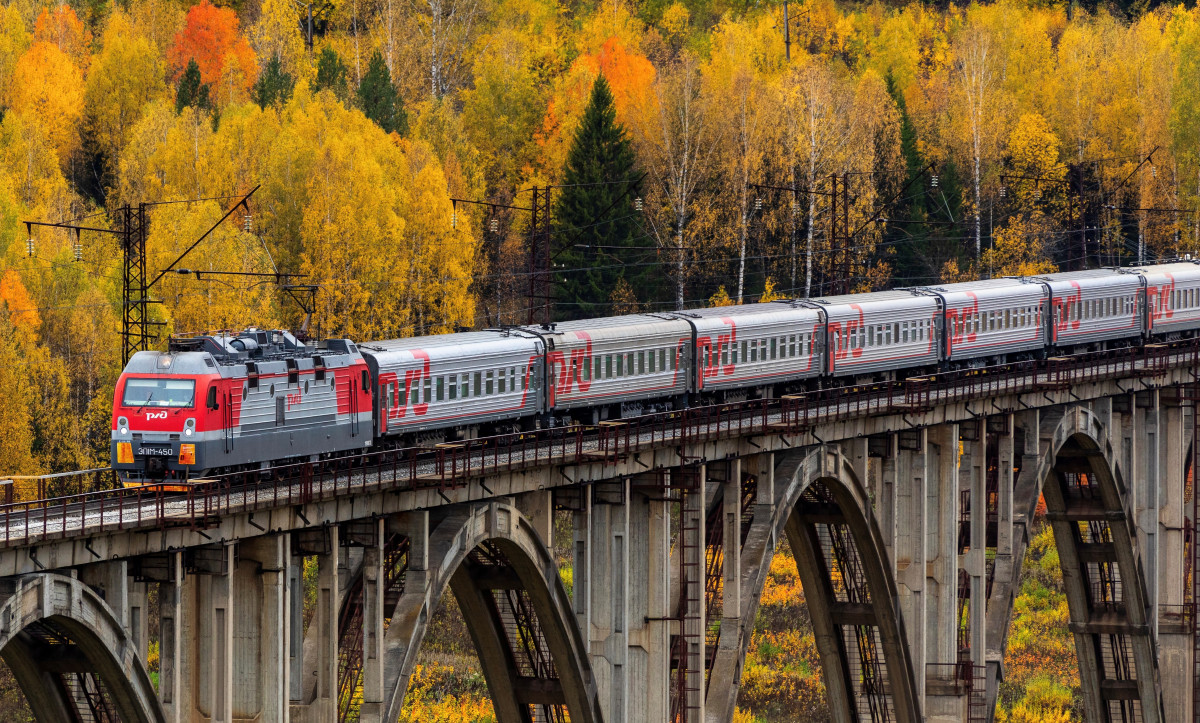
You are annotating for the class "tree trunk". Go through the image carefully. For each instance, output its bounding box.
[973,129,982,260]
[353,0,361,84]
[737,205,747,304]
[805,188,815,299]
[675,222,685,310]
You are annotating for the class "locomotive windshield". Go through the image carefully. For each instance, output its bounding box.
[122,378,196,408]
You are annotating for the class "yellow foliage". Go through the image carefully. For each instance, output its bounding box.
[0,4,30,108]
[758,278,784,302]
[708,285,734,307]
[661,2,690,43]
[399,662,495,722]
[9,41,84,166]
[85,10,168,162]
[981,217,1058,278]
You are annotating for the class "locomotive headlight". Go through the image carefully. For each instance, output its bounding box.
[184,428,193,436]
[118,417,129,436]
[184,418,195,436]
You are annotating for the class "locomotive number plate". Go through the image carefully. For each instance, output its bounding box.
[139,444,174,456]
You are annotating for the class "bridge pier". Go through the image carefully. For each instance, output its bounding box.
[585,478,630,721]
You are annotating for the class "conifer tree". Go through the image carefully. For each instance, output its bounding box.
[554,74,641,320]
[252,55,294,108]
[356,51,407,135]
[314,46,348,100]
[175,58,210,113]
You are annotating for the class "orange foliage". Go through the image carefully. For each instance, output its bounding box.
[580,37,656,123]
[33,5,91,69]
[0,270,41,339]
[536,36,654,177]
[167,0,257,90]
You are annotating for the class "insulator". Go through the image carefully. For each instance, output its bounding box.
[451,211,457,229]
[1035,189,1042,200]
[489,218,499,233]
[25,238,34,257]
[634,197,643,212]
[999,186,1007,198]
[243,214,252,232]
[1151,165,1157,178]
[754,197,763,212]
[931,175,939,188]
[791,200,799,216]
[73,241,82,262]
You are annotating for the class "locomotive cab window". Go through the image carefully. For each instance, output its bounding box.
[123,378,196,408]
[206,385,218,410]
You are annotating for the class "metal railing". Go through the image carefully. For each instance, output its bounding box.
[0,339,1193,552]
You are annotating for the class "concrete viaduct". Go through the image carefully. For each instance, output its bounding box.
[0,343,1197,722]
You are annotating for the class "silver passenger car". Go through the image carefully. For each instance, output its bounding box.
[683,302,823,392]
[811,290,940,376]
[360,330,544,436]
[529,315,693,414]
[1034,269,1143,347]
[1138,262,1200,335]
[923,278,1047,362]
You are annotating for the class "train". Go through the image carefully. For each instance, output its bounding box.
[111,261,1200,484]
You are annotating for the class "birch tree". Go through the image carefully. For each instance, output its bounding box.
[637,53,715,310]
[952,20,998,261]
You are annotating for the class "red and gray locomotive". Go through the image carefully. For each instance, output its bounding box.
[112,262,1200,484]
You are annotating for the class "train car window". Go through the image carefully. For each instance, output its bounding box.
[770,338,777,359]
[436,377,444,401]
[638,351,645,374]
[485,370,494,395]
[449,377,457,400]
[741,340,748,363]
[474,372,482,397]
[901,323,908,343]
[410,382,418,405]
[423,378,432,402]
[501,369,509,393]
[660,348,666,370]
[615,354,623,377]
[751,340,758,362]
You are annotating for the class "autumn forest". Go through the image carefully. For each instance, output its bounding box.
[0,0,1196,716]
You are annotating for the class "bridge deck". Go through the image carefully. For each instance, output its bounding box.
[0,342,1185,551]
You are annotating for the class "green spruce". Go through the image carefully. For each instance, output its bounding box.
[356,51,407,135]
[554,74,642,320]
[175,59,211,114]
[314,47,349,100]
[253,56,295,109]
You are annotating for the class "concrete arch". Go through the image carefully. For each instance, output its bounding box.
[0,572,164,723]
[379,501,601,723]
[988,406,1165,723]
[708,445,921,723]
